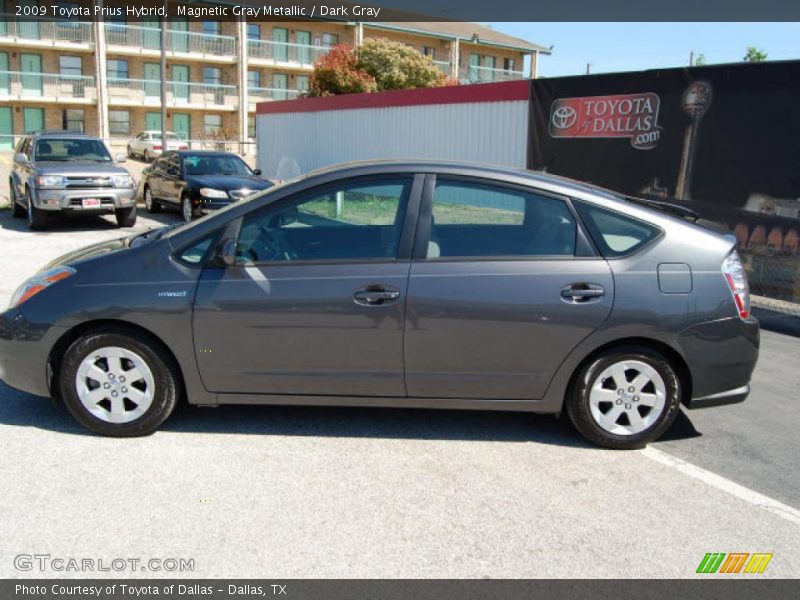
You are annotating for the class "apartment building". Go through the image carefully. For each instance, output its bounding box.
[0,2,550,151]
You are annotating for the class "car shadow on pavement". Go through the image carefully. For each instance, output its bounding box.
[0,381,701,448]
[0,208,178,233]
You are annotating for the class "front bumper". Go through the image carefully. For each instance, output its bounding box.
[0,308,58,398]
[32,187,136,212]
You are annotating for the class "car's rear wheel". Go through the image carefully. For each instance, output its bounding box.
[9,179,25,218]
[566,346,682,449]
[116,204,137,227]
[26,187,48,231]
[144,149,153,163]
[144,186,160,213]
[60,329,179,437]
[127,145,133,159]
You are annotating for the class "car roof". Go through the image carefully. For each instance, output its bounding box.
[142,130,177,134]
[29,130,97,140]
[306,159,621,201]
[173,150,241,156]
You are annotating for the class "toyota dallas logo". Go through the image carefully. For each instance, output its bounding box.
[551,105,578,129]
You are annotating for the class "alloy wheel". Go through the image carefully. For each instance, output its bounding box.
[588,360,666,436]
[75,346,155,424]
[145,187,152,211]
[182,197,192,222]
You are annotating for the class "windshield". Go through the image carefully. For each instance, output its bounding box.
[183,154,252,177]
[35,138,112,162]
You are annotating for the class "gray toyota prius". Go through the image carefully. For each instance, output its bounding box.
[0,161,759,448]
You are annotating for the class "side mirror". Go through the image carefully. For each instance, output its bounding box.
[167,167,179,176]
[253,169,262,176]
[14,152,28,163]
[216,237,237,267]
[114,153,127,163]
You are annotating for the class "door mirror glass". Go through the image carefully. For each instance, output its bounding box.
[253,168,262,176]
[14,152,28,163]
[236,177,412,264]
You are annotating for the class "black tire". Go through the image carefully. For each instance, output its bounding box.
[144,149,152,163]
[144,185,160,213]
[59,329,180,437]
[25,187,48,231]
[566,346,682,450]
[127,145,133,159]
[180,194,196,223]
[10,179,25,218]
[116,204,137,227]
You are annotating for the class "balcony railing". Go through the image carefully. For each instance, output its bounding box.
[0,13,92,44]
[107,77,238,108]
[105,24,236,57]
[248,86,302,103]
[433,60,451,75]
[248,39,330,66]
[459,65,527,84]
[0,71,96,101]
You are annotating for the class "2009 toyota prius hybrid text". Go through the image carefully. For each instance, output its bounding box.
[0,162,759,449]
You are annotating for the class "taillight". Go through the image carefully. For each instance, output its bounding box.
[153,145,162,150]
[722,250,750,319]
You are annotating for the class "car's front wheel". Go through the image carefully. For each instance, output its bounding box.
[26,187,49,231]
[181,194,195,223]
[60,329,179,436]
[116,204,137,227]
[144,186,160,213]
[9,179,25,218]
[566,346,682,449]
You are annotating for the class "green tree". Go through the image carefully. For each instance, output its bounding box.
[694,53,707,66]
[356,38,448,91]
[308,45,377,97]
[309,38,448,97]
[743,47,767,62]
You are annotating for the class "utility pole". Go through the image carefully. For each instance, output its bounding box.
[689,51,694,66]
[585,63,592,75]
[160,0,168,154]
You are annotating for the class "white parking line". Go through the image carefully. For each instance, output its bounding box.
[642,446,800,526]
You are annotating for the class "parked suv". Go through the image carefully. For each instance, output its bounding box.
[9,131,137,230]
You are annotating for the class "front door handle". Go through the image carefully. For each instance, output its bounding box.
[561,283,605,303]
[354,287,400,306]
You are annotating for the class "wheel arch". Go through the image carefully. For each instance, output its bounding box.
[566,337,692,408]
[541,334,693,415]
[48,319,186,403]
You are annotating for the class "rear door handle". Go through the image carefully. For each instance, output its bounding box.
[354,287,401,306]
[561,283,605,303]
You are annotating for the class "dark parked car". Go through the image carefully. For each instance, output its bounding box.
[0,161,759,448]
[138,150,272,222]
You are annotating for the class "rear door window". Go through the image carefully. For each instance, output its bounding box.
[574,201,662,257]
[425,179,577,258]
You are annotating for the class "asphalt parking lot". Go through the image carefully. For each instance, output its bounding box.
[0,179,799,578]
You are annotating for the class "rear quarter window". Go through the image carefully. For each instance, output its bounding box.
[574,200,662,257]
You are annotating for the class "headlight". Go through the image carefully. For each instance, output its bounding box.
[199,188,228,199]
[35,175,66,187]
[112,174,133,188]
[10,266,76,309]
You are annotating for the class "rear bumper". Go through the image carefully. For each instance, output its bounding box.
[678,316,760,407]
[685,384,750,409]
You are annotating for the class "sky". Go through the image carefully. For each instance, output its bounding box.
[487,22,800,77]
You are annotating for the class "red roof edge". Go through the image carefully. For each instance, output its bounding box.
[255,80,531,115]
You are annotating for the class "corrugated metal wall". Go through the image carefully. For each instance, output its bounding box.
[257,100,529,179]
